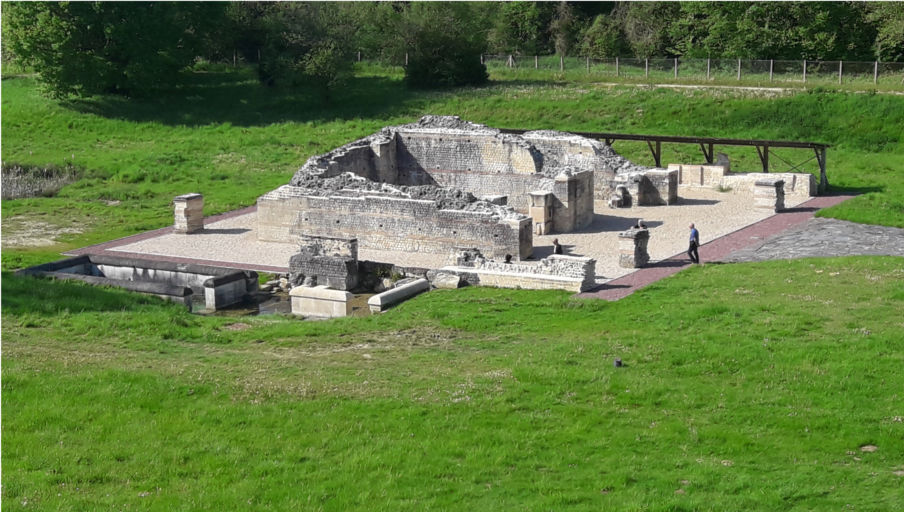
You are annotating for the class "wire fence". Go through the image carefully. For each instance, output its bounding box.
[478,55,904,88]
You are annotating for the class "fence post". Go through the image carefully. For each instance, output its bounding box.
[615,57,619,77]
[737,59,741,81]
[586,57,590,73]
[560,54,564,72]
[645,58,649,78]
[405,52,409,66]
[480,54,484,65]
[535,55,538,69]
[874,61,878,84]
[706,58,710,80]
[769,59,774,81]
[674,57,678,78]
[357,51,361,62]
[803,60,807,83]
[838,61,843,84]
[508,55,514,68]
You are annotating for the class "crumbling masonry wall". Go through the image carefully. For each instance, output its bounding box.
[258,186,532,259]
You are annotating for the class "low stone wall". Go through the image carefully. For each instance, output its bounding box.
[258,186,533,260]
[290,285,353,318]
[440,254,596,292]
[18,254,258,311]
[668,163,815,200]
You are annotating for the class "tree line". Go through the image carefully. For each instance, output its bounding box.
[3,2,903,98]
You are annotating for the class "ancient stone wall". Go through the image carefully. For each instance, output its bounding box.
[440,253,596,292]
[258,185,533,260]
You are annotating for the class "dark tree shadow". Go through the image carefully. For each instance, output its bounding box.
[62,71,430,127]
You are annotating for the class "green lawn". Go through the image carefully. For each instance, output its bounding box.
[3,256,904,510]
[3,66,904,510]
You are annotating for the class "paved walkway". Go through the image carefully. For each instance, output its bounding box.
[578,195,860,301]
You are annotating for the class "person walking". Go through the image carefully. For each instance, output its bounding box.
[688,223,700,264]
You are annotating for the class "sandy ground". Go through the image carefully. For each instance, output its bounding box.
[110,188,806,283]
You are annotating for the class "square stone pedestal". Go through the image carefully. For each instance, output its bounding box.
[754,179,785,212]
[173,193,204,234]
[618,228,650,268]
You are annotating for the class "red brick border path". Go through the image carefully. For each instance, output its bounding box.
[578,195,855,301]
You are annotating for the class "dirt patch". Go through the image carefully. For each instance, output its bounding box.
[1,216,84,248]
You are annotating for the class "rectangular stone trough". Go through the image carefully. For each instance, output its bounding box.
[17,254,258,311]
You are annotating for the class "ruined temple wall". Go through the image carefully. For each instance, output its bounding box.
[258,186,532,260]
[427,171,555,212]
[395,131,541,179]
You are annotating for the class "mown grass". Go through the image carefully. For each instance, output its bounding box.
[4,256,904,510]
[2,65,904,271]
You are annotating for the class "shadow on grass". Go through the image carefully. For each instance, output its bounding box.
[825,184,883,196]
[62,71,430,127]
[2,272,171,316]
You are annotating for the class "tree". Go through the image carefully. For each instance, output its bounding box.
[488,2,555,55]
[403,3,489,88]
[867,3,904,61]
[549,1,579,56]
[614,2,680,58]
[580,13,627,59]
[256,3,355,96]
[3,2,222,97]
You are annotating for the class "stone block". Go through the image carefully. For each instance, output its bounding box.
[173,193,203,234]
[290,285,353,318]
[754,179,785,212]
[430,272,461,289]
[618,228,650,268]
[368,278,430,313]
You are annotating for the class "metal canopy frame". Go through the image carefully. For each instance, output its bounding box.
[500,128,831,192]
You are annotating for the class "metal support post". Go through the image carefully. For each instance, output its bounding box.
[816,147,828,192]
[769,60,774,81]
[560,54,564,72]
[755,145,770,173]
[874,61,878,84]
[737,59,741,81]
[647,140,662,168]
[838,61,843,84]
[645,58,649,78]
[535,55,538,69]
[706,58,710,80]
[674,58,678,78]
[615,57,619,77]
[803,60,807,82]
[700,143,714,164]
[586,57,590,73]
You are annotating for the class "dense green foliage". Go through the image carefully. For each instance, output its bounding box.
[4,255,904,509]
[2,2,220,97]
[3,2,903,98]
[403,3,489,88]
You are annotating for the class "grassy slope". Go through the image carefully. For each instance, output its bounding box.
[3,256,904,510]
[2,68,903,270]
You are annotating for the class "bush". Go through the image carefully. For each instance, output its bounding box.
[404,3,488,88]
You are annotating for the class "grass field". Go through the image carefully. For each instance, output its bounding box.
[3,256,904,510]
[3,65,904,510]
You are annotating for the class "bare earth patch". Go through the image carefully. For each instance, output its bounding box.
[1,216,84,248]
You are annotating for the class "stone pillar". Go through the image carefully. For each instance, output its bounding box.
[173,193,203,234]
[529,191,553,235]
[618,228,650,268]
[754,179,785,212]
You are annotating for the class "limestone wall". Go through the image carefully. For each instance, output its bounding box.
[441,254,596,292]
[258,185,533,260]
[669,163,815,200]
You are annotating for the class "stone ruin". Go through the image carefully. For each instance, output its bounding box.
[257,115,676,261]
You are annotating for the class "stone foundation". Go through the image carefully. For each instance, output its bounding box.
[440,251,596,292]
[668,163,815,200]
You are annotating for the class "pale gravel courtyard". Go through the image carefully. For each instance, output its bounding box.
[110,187,806,283]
